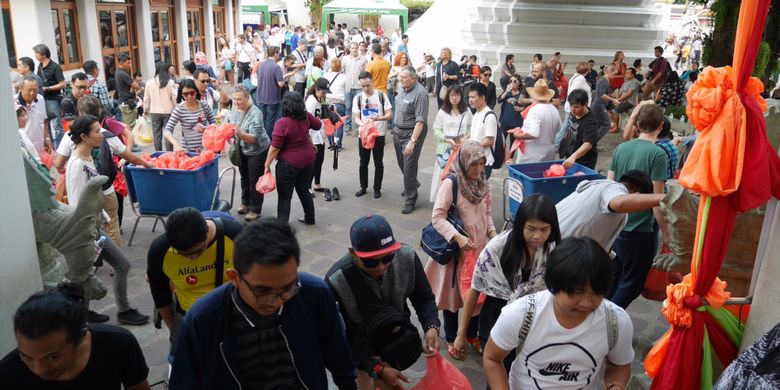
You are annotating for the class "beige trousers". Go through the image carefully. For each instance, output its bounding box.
[102,192,124,247]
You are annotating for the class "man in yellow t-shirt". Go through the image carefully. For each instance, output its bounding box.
[147,208,243,357]
[365,43,391,93]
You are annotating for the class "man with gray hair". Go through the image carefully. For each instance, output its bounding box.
[393,66,429,214]
[593,63,620,140]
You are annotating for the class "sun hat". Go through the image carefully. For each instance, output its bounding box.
[526,79,555,102]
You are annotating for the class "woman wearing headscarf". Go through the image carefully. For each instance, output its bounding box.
[425,140,497,359]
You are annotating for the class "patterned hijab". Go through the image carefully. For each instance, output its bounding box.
[451,140,489,204]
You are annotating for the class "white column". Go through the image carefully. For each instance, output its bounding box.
[203,0,217,67]
[742,197,780,349]
[135,0,155,80]
[9,0,59,64]
[234,0,243,37]
[0,11,43,355]
[175,0,190,63]
[226,0,235,40]
[76,0,103,79]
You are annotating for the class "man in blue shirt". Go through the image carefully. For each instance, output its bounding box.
[255,46,286,139]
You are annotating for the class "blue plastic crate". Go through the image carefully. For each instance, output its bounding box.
[126,152,218,215]
[507,160,600,218]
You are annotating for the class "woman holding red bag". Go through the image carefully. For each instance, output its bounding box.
[227,85,268,221]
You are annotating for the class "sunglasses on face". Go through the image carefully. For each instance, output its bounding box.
[182,91,196,97]
[198,79,210,83]
[360,252,396,268]
[483,73,492,77]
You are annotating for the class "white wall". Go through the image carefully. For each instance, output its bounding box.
[204,0,217,67]
[135,0,156,80]
[9,0,58,64]
[175,0,190,66]
[0,12,43,355]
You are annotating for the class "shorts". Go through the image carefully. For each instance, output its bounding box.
[613,101,635,114]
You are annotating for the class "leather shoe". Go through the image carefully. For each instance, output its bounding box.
[402,204,415,214]
[245,211,260,221]
[323,188,333,201]
[297,217,315,225]
[332,187,341,200]
[373,190,382,199]
[237,204,249,215]
[355,188,367,197]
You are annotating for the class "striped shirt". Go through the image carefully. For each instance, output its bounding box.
[393,81,428,130]
[655,139,680,179]
[163,101,216,152]
[229,288,305,390]
[88,75,113,113]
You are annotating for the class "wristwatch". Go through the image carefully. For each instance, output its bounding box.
[369,362,384,379]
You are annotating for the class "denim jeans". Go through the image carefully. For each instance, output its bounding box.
[344,88,361,132]
[256,102,281,140]
[95,229,131,312]
[328,103,345,148]
[45,98,64,148]
[275,159,315,223]
[607,230,657,309]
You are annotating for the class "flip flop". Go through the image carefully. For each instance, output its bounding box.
[468,337,483,354]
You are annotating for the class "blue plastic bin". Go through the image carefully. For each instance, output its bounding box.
[507,160,600,218]
[126,152,218,215]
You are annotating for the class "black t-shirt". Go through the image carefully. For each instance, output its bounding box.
[115,69,135,102]
[0,324,149,389]
[567,110,599,169]
[37,61,65,100]
[438,60,460,88]
[60,94,79,120]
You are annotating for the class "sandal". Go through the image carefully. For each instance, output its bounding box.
[467,337,483,354]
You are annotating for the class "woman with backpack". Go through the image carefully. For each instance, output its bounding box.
[451,194,560,371]
[163,79,216,152]
[424,140,497,359]
[429,85,471,203]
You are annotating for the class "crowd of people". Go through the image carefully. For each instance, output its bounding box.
[4,18,759,390]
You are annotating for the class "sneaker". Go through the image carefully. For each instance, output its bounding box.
[324,188,333,201]
[245,211,260,221]
[88,310,109,324]
[332,187,341,200]
[117,309,150,325]
[237,204,249,215]
[373,190,382,199]
[355,188,367,197]
[402,204,416,214]
[297,217,315,225]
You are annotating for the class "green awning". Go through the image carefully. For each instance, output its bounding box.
[320,0,408,33]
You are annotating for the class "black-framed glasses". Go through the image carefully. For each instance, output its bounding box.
[74,85,89,90]
[360,252,396,268]
[240,275,302,305]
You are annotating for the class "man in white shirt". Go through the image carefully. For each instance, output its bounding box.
[342,42,368,135]
[291,38,310,95]
[484,237,634,390]
[15,76,49,154]
[353,71,393,199]
[467,83,498,178]
[234,34,256,83]
[515,79,561,163]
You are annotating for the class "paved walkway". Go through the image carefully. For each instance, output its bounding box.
[91,98,669,389]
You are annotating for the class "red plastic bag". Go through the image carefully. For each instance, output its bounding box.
[410,353,472,390]
[359,119,380,149]
[642,268,671,301]
[323,115,348,137]
[141,150,216,170]
[256,171,276,194]
[201,123,237,152]
[543,164,566,178]
[38,150,54,169]
[507,127,525,162]
[113,170,129,197]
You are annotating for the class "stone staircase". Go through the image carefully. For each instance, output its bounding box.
[460,0,671,70]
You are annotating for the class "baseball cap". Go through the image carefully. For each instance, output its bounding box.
[350,215,401,258]
[314,77,332,93]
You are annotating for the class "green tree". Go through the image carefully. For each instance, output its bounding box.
[305,0,332,28]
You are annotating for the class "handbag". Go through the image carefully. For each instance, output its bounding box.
[228,110,251,166]
[420,176,468,265]
[558,119,579,158]
[224,59,233,72]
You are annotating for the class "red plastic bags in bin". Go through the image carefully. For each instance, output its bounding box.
[256,171,276,194]
[202,123,237,152]
[140,150,216,170]
[543,164,566,178]
[410,353,472,390]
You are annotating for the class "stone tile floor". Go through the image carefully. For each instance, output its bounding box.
[91,100,670,389]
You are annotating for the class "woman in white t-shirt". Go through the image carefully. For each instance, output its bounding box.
[430,85,471,203]
[324,57,347,150]
[484,237,634,390]
[305,79,330,199]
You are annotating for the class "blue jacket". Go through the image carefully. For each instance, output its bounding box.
[169,272,357,390]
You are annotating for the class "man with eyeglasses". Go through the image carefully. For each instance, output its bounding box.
[326,215,440,390]
[170,218,357,390]
[60,72,89,121]
[146,207,242,362]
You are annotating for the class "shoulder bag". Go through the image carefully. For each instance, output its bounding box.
[228,109,252,166]
[420,176,468,265]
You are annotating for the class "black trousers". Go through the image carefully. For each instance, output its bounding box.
[236,61,251,83]
[238,151,267,213]
[311,144,325,186]
[358,136,385,191]
[276,159,315,223]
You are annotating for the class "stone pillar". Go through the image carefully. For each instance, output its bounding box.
[741,197,780,349]
[175,0,190,63]
[203,0,217,67]
[76,0,104,80]
[0,12,44,355]
[9,0,59,64]
[135,0,156,80]
[226,0,235,40]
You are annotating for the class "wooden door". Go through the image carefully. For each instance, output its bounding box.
[97,3,139,81]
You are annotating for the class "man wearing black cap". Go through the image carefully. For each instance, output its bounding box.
[325,215,440,390]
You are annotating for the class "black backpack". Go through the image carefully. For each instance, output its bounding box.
[483,111,504,169]
[342,263,422,370]
[91,129,118,191]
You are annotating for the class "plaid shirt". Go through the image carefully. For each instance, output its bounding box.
[393,81,428,130]
[87,75,113,113]
[656,139,680,179]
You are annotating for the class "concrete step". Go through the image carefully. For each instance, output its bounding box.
[468,3,666,27]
